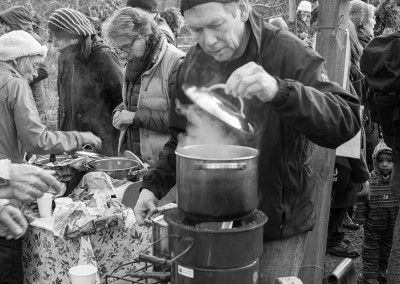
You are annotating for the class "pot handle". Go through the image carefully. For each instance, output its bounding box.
[138,235,194,265]
[194,162,247,170]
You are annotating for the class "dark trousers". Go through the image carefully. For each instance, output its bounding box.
[0,237,23,284]
[327,207,347,248]
[363,207,398,282]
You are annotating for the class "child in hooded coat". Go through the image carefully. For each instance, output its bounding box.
[354,140,399,283]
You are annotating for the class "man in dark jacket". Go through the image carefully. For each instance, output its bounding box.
[0,6,49,123]
[133,0,361,282]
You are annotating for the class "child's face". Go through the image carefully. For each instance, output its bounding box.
[377,153,393,175]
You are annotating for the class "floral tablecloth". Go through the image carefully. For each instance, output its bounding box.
[22,219,152,284]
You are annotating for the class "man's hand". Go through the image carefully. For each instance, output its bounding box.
[5,164,63,203]
[357,181,370,197]
[113,110,135,130]
[0,205,28,239]
[133,189,158,226]
[225,62,279,102]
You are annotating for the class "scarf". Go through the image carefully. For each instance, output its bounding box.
[125,38,159,85]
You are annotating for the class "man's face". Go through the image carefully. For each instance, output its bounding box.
[184,2,246,62]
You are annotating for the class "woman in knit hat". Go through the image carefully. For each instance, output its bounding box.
[288,1,312,44]
[102,7,185,166]
[349,0,380,171]
[48,8,124,157]
[0,5,49,124]
[350,0,376,47]
[0,30,101,284]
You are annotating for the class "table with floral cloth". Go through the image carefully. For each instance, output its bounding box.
[22,211,152,284]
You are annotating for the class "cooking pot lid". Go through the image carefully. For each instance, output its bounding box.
[182,84,254,135]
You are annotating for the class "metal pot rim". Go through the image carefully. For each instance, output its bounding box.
[88,158,141,172]
[175,144,259,160]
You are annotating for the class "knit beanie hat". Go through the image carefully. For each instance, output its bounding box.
[126,0,158,13]
[349,0,370,28]
[297,1,312,13]
[0,30,47,61]
[48,8,96,36]
[180,0,236,14]
[0,6,33,32]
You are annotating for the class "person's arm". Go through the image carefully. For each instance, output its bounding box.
[226,33,361,149]
[10,80,101,153]
[29,81,47,114]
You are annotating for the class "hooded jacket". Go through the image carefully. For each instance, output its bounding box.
[353,140,399,225]
[142,9,361,241]
[0,61,83,163]
[0,61,86,236]
[0,6,48,114]
[57,35,123,156]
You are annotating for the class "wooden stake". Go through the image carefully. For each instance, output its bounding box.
[298,0,350,283]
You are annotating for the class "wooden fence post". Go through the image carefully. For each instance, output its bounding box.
[298,0,350,283]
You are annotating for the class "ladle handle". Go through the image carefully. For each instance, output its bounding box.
[207,84,245,117]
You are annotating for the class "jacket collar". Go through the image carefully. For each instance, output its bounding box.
[0,61,25,81]
[144,35,167,75]
[247,8,263,55]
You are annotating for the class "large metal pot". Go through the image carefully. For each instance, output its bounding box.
[176,144,259,220]
[87,158,141,180]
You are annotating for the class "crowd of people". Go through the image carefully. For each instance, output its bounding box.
[0,0,399,283]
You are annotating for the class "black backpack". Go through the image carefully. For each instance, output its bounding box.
[360,31,400,151]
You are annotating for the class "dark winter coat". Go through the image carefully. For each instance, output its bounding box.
[331,155,370,209]
[57,36,123,156]
[142,9,362,241]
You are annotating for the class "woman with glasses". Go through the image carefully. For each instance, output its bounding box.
[0,30,102,284]
[48,8,124,157]
[102,7,185,166]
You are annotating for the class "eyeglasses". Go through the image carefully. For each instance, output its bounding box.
[114,35,140,57]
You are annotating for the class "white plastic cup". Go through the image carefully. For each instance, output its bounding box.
[37,192,53,218]
[54,197,73,208]
[69,265,97,284]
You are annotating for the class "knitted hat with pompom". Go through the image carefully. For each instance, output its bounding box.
[0,30,47,61]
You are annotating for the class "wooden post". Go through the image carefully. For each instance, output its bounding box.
[298,0,350,283]
[287,0,297,36]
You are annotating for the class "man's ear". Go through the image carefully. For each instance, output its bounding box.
[238,0,250,22]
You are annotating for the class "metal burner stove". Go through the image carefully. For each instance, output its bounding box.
[165,208,267,284]
[106,208,267,284]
